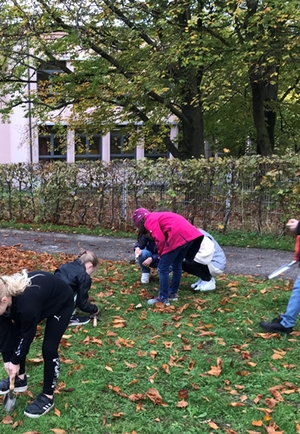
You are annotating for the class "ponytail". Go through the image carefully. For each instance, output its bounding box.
[77,250,99,268]
[0,270,31,298]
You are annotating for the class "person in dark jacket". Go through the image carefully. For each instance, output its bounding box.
[54,250,99,326]
[134,234,159,284]
[0,270,74,418]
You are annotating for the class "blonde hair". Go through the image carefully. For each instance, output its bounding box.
[77,250,99,268]
[0,270,32,298]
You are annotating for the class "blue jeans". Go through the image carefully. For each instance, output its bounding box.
[281,275,300,328]
[137,249,157,273]
[158,242,192,300]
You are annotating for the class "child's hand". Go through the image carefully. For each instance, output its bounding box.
[135,247,142,257]
[287,219,299,232]
[142,257,153,267]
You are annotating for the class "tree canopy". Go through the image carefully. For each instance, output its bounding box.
[0,0,300,158]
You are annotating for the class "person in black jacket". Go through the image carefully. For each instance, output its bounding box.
[0,270,74,418]
[54,250,99,326]
[134,234,159,284]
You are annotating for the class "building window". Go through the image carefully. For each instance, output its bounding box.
[144,147,169,160]
[38,125,67,161]
[110,128,136,159]
[37,61,66,98]
[75,132,102,161]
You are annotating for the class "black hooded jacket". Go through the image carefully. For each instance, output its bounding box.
[54,259,98,314]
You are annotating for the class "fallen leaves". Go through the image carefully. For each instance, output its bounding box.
[207,357,223,376]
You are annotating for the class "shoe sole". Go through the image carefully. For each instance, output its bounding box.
[0,385,28,395]
[24,403,54,418]
[195,288,216,291]
[194,287,216,291]
[68,320,90,326]
[147,300,170,306]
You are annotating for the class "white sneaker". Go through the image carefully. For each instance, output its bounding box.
[191,278,202,289]
[141,273,150,284]
[194,278,216,291]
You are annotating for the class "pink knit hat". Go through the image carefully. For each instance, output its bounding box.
[132,208,150,227]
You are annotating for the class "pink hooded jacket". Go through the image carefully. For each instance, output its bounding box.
[144,212,202,257]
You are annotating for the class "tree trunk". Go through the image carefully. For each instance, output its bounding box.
[180,102,204,159]
[249,65,275,156]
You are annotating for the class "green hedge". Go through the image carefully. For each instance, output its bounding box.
[0,155,298,235]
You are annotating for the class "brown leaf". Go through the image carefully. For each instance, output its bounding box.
[252,420,263,427]
[150,350,158,360]
[176,303,189,314]
[124,361,138,369]
[207,357,223,377]
[265,398,278,409]
[136,402,144,412]
[22,432,41,434]
[177,399,188,408]
[208,421,219,429]
[163,341,173,348]
[146,388,168,406]
[253,394,263,404]
[2,415,13,424]
[53,407,61,417]
[148,371,158,383]
[50,429,66,434]
[27,357,44,364]
[188,358,196,371]
[105,365,113,372]
[161,364,170,374]
[178,389,188,399]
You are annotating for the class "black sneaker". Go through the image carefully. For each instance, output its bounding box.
[0,375,27,395]
[259,317,293,334]
[68,315,90,326]
[24,393,54,418]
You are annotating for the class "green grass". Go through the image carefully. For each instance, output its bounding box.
[1,263,299,433]
[0,220,134,239]
[0,220,296,251]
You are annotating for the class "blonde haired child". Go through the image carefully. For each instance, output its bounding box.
[0,270,74,418]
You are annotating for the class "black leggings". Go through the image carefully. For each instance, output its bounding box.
[14,304,73,395]
[182,260,212,282]
[42,304,74,395]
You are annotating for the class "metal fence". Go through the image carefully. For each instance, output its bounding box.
[0,157,298,235]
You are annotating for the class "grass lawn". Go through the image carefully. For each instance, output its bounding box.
[0,249,299,434]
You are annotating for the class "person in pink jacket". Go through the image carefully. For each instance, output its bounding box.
[132,208,202,305]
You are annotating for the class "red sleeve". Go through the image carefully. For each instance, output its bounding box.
[294,235,300,262]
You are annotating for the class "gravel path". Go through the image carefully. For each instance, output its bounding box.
[0,228,298,280]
